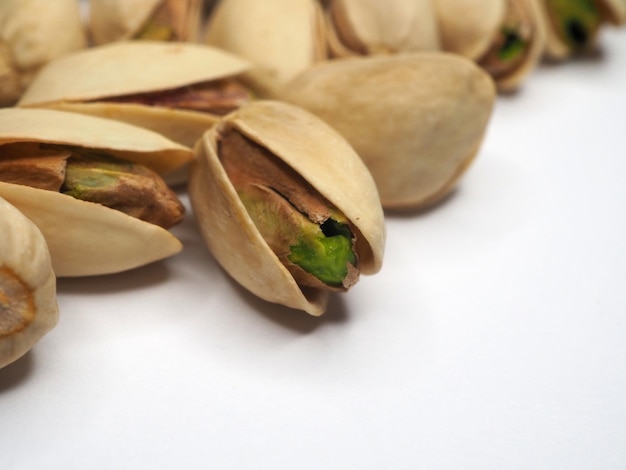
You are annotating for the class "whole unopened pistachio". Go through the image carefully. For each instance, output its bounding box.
[205,0,327,98]
[279,53,496,210]
[324,0,440,57]
[0,0,87,106]
[0,108,192,277]
[89,0,202,45]
[433,0,545,92]
[189,100,385,316]
[537,0,625,59]
[0,196,58,369]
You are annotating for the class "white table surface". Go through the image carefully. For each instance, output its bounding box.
[2,28,626,470]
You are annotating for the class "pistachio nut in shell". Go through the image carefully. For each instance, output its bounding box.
[205,0,327,98]
[189,100,385,316]
[0,0,87,106]
[537,0,625,60]
[89,0,203,45]
[18,41,252,149]
[0,108,191,277]
[0,196,58,369]
[324,0,440,58]
[279,53,496,210]
[432,0,545,92]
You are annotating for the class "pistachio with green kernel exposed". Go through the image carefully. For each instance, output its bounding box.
[433,0,545,92]
[189,100,385,316]
[0,108,192,277]
[537,0,625,59]
[0,196,58,369]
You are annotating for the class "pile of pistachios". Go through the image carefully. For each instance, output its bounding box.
[1,0,624,368]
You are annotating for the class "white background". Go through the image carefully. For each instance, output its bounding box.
[2,27,626,470]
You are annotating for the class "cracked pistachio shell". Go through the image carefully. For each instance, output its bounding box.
[205,0,327,98]
[18,41,251,148]
[324,0,440,57]
[188,100,385,316]
[433,0,545,92]
[279,53,496,210]
[89,0,203,45]
[537,0,625,60]
[0,108,190,276]
[0,196,58,369]
[0,0,87,106]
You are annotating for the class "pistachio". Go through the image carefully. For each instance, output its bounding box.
[279,53,496,210]
[0,196,58,369]
[205,0,327,98]
[219,129,359,291]
[90,0,202,45]
[538,0,625,59]
[0,0,87,106]
[433,0,544,92]
[18,41,252,150]
[0,108,190,277]
[324,0,440,57]
[189,100,385,315]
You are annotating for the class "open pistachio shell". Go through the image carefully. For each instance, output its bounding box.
[433,0,545,92]
[0,108,190,276]
[18,41,251,148]
[205,0,327,98]
[537,0,625,60]
[89,0,203,45]
[324,0,440,57]
[0,196,58,369]
[188,100,385,316]
[279,53,496,210]
[0,0,87,106]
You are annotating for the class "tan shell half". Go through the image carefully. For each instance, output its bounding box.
[0,196,58,369]
[0,108,190,276]
[279,53,496,210]
[0,0,87,106]
[324,0,440,57]
[18,41,251,148]
[89,0,203,45]
[205,0,327,98]
[188,100,385,316]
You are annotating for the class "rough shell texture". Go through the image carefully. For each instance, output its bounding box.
[280,53,496,210]
[0,196,58,368]
[205,0,326,98]
[325,0,440,57]
[0,108,192,176]
[0,0,87,105]
[189,100,385,316]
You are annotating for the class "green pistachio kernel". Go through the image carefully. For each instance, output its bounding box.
[544,0,602,50]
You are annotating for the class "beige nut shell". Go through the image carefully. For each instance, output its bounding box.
[17,41,251,148]
[0,108,189,276]
[189,100,385,316]
[205,0,327,98]
[325,0,440,57]
[0,0,87,106]
[0,196,58,369]
[89,0,203,45]
[280,53,496,210]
